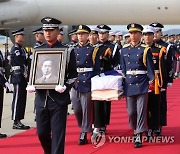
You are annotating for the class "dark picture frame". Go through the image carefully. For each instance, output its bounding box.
[28,48,67,89]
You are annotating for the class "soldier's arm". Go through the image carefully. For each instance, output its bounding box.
[167,46,174,83]
[64,49,78,91]
[10,47,23,67]
[146,48,155,82]
[120,49,126,77]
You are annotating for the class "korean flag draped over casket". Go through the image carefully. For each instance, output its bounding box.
[91,70,123,101]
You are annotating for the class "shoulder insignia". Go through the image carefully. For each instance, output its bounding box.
[14,50,20,56]
[123,43,130,48]
[154,43,162,48]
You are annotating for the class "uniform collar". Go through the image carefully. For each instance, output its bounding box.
[78,41,89,47]
[130,41,141,48]
[46,40,59,47]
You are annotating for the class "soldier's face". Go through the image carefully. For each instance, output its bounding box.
[98,32,109,42]
[154,31,162,40]
[41,60,52,75]
[129,31,142,43]
[44,29,59,43]
[36,33,44,42]
[57,34,64,42]
[89,33,98,44]
[143,33,154,45]
[77,32,89,44]
[71,34,78,42]
[15,34,24,45]
[109,35,115,41]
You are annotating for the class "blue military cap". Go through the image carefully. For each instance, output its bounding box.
[41,17,62,30]
[149,22,164,31]
[12,28,24,36]
[32,27,43,35]
[69,29,77,36]
[97,24,111,33]
[127,23,143,32]
[76,25,91,34]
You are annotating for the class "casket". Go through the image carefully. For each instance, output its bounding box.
[91,70,123,101]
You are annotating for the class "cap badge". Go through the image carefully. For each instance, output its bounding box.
[131,24,135,28]
[79,25,82,29]
[45,18,52,22]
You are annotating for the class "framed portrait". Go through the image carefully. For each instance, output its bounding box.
[29,48,67,89]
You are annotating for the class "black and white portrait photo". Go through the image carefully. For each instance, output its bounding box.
[28,48,67,89]
[35,54,60,84]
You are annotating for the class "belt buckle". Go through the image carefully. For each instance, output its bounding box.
[79,68,84,72]
[131,70,136,75]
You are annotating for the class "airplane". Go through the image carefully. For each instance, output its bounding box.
[0,0,180,46]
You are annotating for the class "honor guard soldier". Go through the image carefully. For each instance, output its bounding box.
[10,28,30,130]
[97,24,120,68]
[71,25,101,145]
[26,17,77,154]
[68,28,78,47]
[0,50,12,138]
[109,31,116,43]
[143,26,168,140]
[124,33,131,44]
[120,23,154,148]
[97,24,120,133]
[57,27,66,45]
[149,22,174,136]
[33,27,44,48]
[115,31,123,48]
[89,27,113,137]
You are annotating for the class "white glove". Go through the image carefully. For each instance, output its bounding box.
[26,85,35,93]
[167,83,172,87]
[5,82,12,91]
[55,85,66,93]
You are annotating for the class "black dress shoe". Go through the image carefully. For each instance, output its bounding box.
[99,126,106,134]
[78,132,88,145]
[146,129,153,142]
[0,133,7,138]
[134,133,142,148]
[13,122,30,130]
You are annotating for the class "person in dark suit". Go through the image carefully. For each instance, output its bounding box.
[10,28,30,130]
[26,17,77,154]
[120,23,155,148]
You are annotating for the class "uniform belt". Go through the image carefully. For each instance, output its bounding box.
[77,67,93,73]
[11,66,21,71]
[155,70,160,73]
[126,70,147,75]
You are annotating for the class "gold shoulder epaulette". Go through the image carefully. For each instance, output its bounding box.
[140,44,147,48]
[123,43,130,48]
